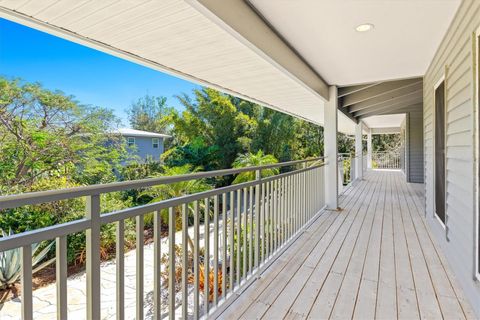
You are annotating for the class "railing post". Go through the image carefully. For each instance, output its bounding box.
[255,170,261,275]
[302,163,307,230]
[56,236,68,320]
[86,194,101,320]
[21,245,32,320]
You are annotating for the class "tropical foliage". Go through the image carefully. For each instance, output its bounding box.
[0,229,55,293]
[232,150,279,184]
[0,77,358,286]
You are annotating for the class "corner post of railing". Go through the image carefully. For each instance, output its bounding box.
[255,169,261,275]
[86,194,101,320]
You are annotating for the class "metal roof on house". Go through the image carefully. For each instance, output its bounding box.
[117,128,171,138]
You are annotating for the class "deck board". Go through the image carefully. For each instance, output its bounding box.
[218,170,473,320]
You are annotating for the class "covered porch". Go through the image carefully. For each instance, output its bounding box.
[220,170,474,319]
[0,0,479,319]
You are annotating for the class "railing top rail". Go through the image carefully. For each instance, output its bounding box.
[0,157,324,210]
[0,163,325,252]
[372,151,401,154]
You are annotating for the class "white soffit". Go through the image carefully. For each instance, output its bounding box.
[249,0,461,86]
[362,114,406,129]
[0,0,351,130]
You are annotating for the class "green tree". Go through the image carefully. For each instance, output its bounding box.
[232,150,279,184]
[372,134,401,152]
[126,95,173,135]
[140,164,212,228]
[161,137,220,171]
[0,77,126,190]
[170,88,257,170]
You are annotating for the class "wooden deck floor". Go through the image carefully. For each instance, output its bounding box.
[219,170,475,320]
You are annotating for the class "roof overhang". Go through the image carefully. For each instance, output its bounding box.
[0,1,349,131]
[338,77,423,123]
[0,0,458,136]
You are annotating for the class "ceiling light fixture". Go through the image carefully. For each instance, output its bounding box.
[356,23,374,32]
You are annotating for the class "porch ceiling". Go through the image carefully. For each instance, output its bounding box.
[362,114,406,134]
[248,0,460,86]
[338,77,423,124]
[0,0,358,134]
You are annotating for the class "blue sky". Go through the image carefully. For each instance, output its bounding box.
[0,18,200,125]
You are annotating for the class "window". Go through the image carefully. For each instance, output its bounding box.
[127,137,135,147]
[434,77,446,226]
[152,138,159,149]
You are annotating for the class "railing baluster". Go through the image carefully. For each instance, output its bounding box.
[260,179,265,266]
[136,214,144,320]
[21,245,33,320]
[116,220,125,320]
[273,179,277,252]
[284,176,291,243]
[213,195,219,306]
[242,188,247,280]
[193,201,200,320]
[204,198,210,315]
[277,178,281,247]
[249,185,254,274]
[236,190,241,287]
[281,177,286,246]
[153,212,161,320]
[290,174,294,236]
[255,170,261,271]
[265,181,270,259]
[222,193,227,298]
[168,207,176,320]
[86,194,101,320]
[182,204,189,319]
[303,164,306,229]
[229,191,234,294]
[56,236,67,320]
[294,173,298,233]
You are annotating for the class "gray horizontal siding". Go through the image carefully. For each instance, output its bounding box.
[423,0,480,316]
[407,111,424,183]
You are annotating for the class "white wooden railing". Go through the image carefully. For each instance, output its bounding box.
[0,158,326,320]
[371,151,401,169]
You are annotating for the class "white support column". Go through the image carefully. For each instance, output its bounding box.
[355,121,364,180]
[367,128,372,169]
[324,86,339,209]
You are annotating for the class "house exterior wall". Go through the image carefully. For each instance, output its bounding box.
[126,136,165,161]
[400,116,407,175]
[407,111,424,183]
[423,0,480,315]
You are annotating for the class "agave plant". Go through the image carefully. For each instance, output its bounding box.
[0,229,55,291]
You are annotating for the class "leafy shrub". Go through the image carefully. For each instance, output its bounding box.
[0,229,55,291]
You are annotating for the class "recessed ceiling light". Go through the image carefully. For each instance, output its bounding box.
[356,23,374,32]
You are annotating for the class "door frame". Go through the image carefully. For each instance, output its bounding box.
[433,75,446,229]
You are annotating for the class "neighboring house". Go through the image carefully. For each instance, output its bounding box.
[117,128,171,162]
